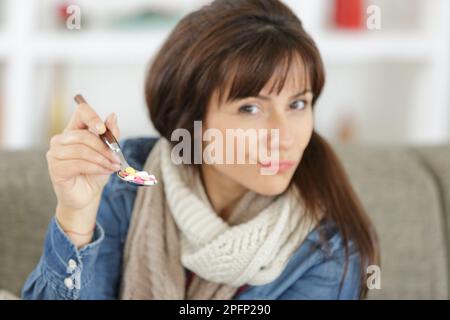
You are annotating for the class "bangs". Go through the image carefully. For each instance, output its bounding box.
[214,29,315,105]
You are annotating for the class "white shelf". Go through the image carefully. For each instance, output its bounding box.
[316,31,433,63]
[33,31,171,63]
[0,30,171,63]
[0,30,435,64]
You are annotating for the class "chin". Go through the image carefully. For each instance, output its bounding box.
[250,177,291,196]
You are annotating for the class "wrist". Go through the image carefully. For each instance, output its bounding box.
[55,196,101,235]
[54,213,96,249]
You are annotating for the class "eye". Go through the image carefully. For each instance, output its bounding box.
[238,104,261,114]
[290,100,307,110]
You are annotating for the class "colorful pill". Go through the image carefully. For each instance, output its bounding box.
[125,167,136,174]
[134,177,145,184]
[117,166,157,186]
[144,180,157,186]
[136,171,150,179]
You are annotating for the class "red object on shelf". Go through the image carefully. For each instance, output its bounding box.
[57,3,71,20]
[334,0,364,29]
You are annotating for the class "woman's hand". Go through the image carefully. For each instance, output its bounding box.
[46,101,121,247]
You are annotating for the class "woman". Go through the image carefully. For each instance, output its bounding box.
[23,0,378,300]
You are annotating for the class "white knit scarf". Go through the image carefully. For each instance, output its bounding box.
[120,137,319,299]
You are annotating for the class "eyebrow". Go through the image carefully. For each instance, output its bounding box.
[252,89,313,101]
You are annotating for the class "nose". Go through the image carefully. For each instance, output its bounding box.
[267,113,294,151]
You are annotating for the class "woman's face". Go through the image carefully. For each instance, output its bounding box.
[202,56,314,196]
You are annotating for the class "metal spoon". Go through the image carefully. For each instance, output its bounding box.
[73,94,157,187]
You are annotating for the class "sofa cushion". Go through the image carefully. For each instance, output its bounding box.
[0,149,56,297]
[413,146,450,293]
[334,143,448,299]
[0,289,20,300]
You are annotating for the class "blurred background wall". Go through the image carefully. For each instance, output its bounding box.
[0,0,449,150]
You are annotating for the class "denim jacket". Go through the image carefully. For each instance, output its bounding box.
[22,137,362,300]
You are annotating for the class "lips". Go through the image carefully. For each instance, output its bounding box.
[258,160,297,173]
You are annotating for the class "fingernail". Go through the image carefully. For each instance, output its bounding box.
[96,123,106,134]
[112,113,117,124]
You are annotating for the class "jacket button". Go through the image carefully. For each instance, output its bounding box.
[64,277,74,289]
[68,259,77,271]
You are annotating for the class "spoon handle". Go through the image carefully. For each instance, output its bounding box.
[73,94,130,170]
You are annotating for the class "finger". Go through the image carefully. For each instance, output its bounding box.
[52,130,121,164]
[65,101,106,135]
[51,159,116,181]
[105,113,120,142]
[50,144,122,172]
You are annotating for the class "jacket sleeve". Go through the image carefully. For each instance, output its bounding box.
[21,176,131,300]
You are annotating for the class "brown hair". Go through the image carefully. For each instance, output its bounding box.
[145,0,379,298]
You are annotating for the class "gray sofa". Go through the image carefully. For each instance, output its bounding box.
[1,140,449,299]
